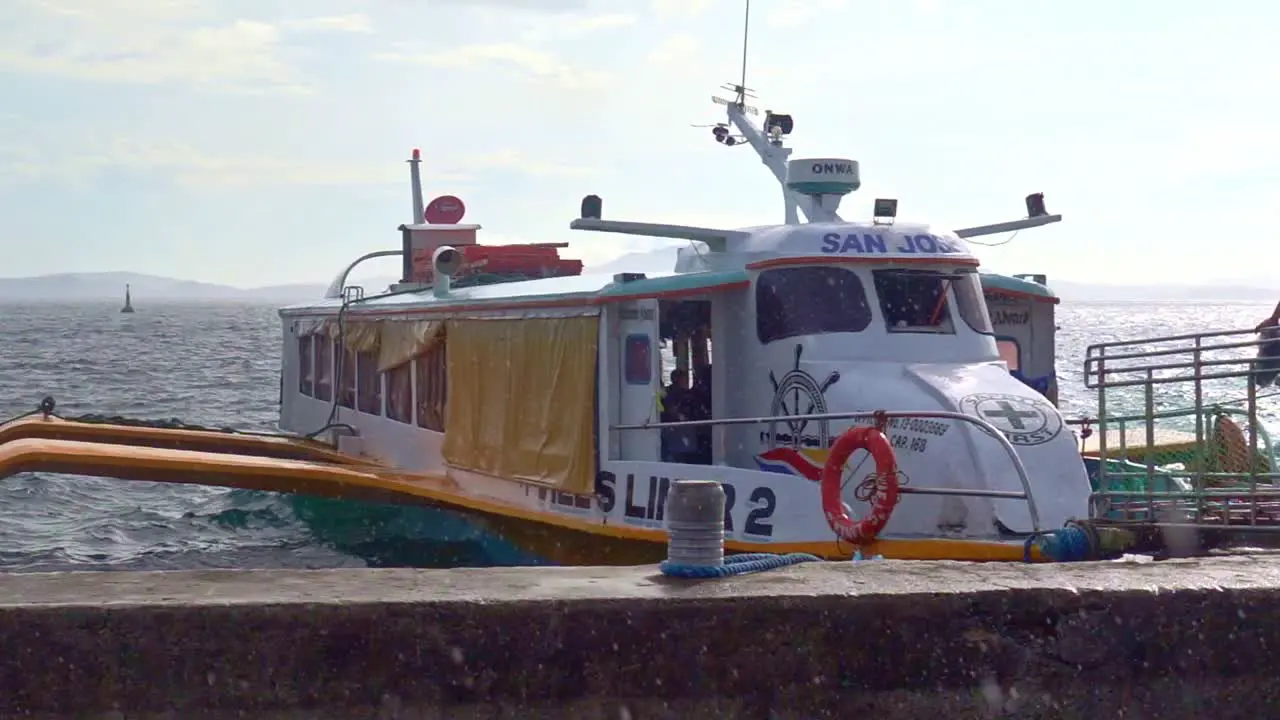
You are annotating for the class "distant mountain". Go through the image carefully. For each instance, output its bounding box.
[0,272,238,301]
[0,272,399,303]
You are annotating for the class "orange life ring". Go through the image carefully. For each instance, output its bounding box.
[819,426,901,544]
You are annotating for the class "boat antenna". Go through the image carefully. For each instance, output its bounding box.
[707,0,1061,235]
[709,0,827,224]
[737,0,750,105]
[719,0,757,119]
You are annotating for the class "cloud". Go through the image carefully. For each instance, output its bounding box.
[650,0,710,21]
[763,0,850,28]
[564,13,636,34]
[0,0,307,93]
[463,150,594,178]
[646,34,701,68]
[283,14,372,34]
[908,0,943,18]
[431,0,590,10]
[0,113,590,188]
[0,140,404,188]
[0,120,465,188]
[375,42,608,91]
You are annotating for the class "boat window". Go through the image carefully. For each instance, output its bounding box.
[356,350,382,415]
[624,334,652,386]
[338,345,356,409]
[755,267,872,345]
[952,271,994,334]
[298,335,314,396]
[415,338,447,432]
[315,337,333,402]
[872,269,955,334]
[384,363,413,423]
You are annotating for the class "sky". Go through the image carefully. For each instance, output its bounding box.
[0,0,1277,288]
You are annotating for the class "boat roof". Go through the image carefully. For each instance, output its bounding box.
[282,267,1055,319]
[979,272,1059,304]
[731,221,977,267]
[282,225,1052,318]
[575,219,980,273]
[279,269,751,317]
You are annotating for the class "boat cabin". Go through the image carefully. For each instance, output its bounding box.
[980,273,1059,405]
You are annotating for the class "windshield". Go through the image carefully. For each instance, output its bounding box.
[873,269,954,334]
[756,266,872,345]
[952,271,993,334]
[872,269,993,335]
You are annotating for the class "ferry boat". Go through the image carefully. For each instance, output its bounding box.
[0,84,1276,565]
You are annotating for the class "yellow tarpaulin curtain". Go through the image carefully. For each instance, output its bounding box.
[443,315,598,494]
[336,321,380,353]
[377,320,444,373]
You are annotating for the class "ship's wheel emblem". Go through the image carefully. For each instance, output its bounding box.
[767,343,841,450]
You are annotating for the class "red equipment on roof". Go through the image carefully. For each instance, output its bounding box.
[455,244,583,280]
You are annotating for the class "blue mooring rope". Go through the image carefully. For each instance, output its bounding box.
[1023,523,1094,563]
[659,552,822,578]
[659,551,884,578]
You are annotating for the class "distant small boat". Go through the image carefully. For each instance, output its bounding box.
[120,284,135,314]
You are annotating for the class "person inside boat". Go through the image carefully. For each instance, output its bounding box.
[661,370,700,463]
[661,369,690,422]
[691,365,713,464]
[691,366,711,408]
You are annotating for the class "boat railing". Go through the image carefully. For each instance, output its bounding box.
[612,410,1042,531]
[322,250,404,300]
[1084,327,1280,530]
[1075,403,1276,464]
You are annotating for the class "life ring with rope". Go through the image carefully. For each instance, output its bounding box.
[819,426,902,544]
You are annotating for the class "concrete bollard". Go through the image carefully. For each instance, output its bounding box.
[664,480,726,568]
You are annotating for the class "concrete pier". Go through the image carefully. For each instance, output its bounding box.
[5,555,1280,718]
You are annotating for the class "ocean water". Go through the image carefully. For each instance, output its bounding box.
[0,299,1274,572]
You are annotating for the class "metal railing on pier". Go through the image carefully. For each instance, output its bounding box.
[1084,327,1280,531]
